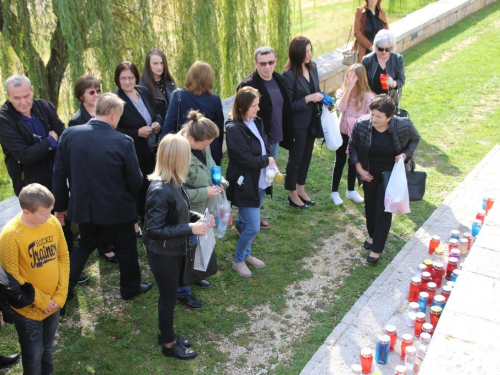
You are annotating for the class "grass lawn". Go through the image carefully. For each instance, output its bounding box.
[2,1,500,374]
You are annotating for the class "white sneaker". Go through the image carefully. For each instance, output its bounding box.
[346,190,364,204]
[331,192,344,206]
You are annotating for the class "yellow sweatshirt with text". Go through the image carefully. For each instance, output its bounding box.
[0,213,69,321]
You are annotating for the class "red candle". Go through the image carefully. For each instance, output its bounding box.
[441,285,452,302]
[446,257,459,280]
[422,322,434,337]
[400,333,413,360]
[385,325,397,351]
[486,197,495,215]
[432,262,445,288]
[430,306,442,328]
[463,232,472,250]
[414,312,426,337]
[408,277,421,302]
[380,73,389,90]
[426,282,437,306]
[476,210,486,225]
[428,235,440,255]
[421,272,432,292]
[423,259,434,273]
[360,347,373,374]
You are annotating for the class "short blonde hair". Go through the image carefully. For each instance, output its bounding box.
[148,134,191,187]
[19,183,55,213]
[184,61,214,96]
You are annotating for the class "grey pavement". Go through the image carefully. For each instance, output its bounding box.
[301,145,500,375]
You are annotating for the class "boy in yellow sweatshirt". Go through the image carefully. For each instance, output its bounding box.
[0,183,69,374]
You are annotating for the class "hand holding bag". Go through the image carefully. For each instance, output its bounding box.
[321,104,343,151]
[383,162,427,201]
[384,157,411,214]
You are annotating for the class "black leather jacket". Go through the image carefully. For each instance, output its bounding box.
[349,115,420,174]
[142,180,203,256]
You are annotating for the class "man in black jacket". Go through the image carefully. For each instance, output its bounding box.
[52,93,152,301]
[237,46,293,229]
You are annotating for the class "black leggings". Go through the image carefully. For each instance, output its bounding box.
[147,252,183,344]
[331,133,356,192]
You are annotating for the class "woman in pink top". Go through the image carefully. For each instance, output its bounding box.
[331,64,375,206]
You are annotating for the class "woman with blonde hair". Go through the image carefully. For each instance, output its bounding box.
[331,63,375,206]
[161,61,225,165]
[143,134,215,359]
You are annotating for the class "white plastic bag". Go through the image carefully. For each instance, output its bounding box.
[194,209,216,271]
[321,104,343,151]
[384,157,410,214]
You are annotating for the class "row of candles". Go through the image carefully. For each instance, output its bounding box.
[350,197,495,375]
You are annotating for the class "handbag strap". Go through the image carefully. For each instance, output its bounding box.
[345,26,353,48]
[176,89,182,132]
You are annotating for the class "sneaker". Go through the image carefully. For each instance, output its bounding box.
[232,261,252,277]
[331,192,344,206]
[346,190,364,204]
[245,256,265,268]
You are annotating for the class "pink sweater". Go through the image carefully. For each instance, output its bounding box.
[336,89,375,137]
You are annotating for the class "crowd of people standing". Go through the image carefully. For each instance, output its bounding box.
[0,4,420,367]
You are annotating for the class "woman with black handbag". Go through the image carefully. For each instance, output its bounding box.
[283,36,323,209]
[143,134,215,360]
[349,95,420,263]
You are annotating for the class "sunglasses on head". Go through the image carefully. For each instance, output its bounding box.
[85,89,101,96]
[257,60,276,67]
[377,47,391,53]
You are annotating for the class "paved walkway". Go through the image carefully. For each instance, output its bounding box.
[301,145,500,375]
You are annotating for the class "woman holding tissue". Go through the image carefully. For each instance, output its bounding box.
[349,95,420,263]
[143,134,215,360]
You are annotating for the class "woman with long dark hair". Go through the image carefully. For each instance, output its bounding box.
[282,36,323,209]
[353,0,388,62]
[139,48,176,121]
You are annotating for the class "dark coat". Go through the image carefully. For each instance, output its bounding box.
[282,63,320,130]
[237,70,293,150]
[114,85,161,165]
[68,103,92,127]
[138,79,176,121]
[160,89,225,163]
[52,119,143,225]
[349,115,420,175]
[225,117,271,208]
[142,180,203,256]
[0,99,65,195]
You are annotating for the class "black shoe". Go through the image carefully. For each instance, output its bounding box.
[77,273,89,283]
[298,195,315,206]
[60,305,67,317]
[177,295,204,309]
[161,343,197,360]
[158,333,191,347]
[194,279,211,288]
[367,255,380,264]
[136,230,143,239]
[0,353,20,367]
[102,253,119,263]
[288,196,309,209]
[364,240,373,250]
[122,283,153,301]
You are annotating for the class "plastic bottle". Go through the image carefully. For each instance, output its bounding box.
[375,334,390,365]
[216,207,230,238]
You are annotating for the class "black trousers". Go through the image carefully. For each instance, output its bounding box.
[147,252,183,344]
[363,177,393,254]
[285,127,316,191]
[137,160,155,221]
[68,221,141,299]
[331,133,356,192]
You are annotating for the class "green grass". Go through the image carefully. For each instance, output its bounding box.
[2,2,500,374]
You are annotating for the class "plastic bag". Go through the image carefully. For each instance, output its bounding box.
[211,190,231,238]
[194,209,216,271]
[384,157,410,214]
[321,104,343,151]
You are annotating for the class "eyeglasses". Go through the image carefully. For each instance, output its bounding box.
[377,47,392,53]
[119,76,136,82]
[257,60,276,67]
[85,89,101,96]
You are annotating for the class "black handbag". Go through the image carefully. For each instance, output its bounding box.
[179,241,218,287]
[383,164,427,201]
[310,102,324,138]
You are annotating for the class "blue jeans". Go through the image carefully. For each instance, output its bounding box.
[269,142,279,160]
[13,310,60,375]
[234,189,265,263]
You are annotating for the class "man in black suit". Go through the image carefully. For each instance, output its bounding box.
[52,93,152,301]
[237,46,293,229]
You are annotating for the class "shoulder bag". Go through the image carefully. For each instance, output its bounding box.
[342,27,358,66]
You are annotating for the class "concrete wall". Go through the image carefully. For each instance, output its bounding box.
[223,0,498,118]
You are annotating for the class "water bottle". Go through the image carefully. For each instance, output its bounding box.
[211,166,222,186]
[216,207,230,238]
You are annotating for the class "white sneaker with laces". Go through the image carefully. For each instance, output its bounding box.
[331,192,344,206]
[346,190,364,204]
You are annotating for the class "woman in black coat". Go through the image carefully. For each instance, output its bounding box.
[143,134,214,360]
[349,95,420,263]
[114,61,162,236]
[139,48,176,121]
[282,36,323,209]
[226,87,277,278]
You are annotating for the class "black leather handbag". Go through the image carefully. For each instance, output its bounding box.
[310,103,324,139]
[383,165,427,201]
[179,241,218,287]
